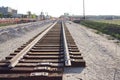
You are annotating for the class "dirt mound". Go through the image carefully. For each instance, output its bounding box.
[0,20,53,43]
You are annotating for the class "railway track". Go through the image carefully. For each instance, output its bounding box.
[0,21,86,80]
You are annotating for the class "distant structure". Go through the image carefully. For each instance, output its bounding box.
[39,12,45,20]
[0,6,52,19]
[60,13,70,20]
[45,14,50,20]
[45,12,51,20]
[0,6,18,18]
[60,15,120,21]
[38,12,51,20]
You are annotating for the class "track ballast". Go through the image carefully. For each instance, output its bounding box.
[0,21,85,80]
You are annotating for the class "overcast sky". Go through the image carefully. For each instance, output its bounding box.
[0,0,120,17]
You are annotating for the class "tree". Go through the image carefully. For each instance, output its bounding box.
[0,13,3,18]
[31,14,37,18]
[27,11,31,18]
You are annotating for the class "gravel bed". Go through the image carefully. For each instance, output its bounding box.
[1,21,120,80]
[0,20,53,60]
[0,20,52,43]
[63,21,120,80]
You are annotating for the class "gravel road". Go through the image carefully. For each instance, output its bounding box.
[63,21,120,80]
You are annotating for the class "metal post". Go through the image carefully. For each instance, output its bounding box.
[83,0,85,20]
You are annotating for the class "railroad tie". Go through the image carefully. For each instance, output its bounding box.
[0,21,86,80]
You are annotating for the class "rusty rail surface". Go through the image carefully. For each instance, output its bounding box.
[8,22,57,68]
[0,21,86,80]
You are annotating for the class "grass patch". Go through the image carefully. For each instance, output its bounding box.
[80,20,120,40]
[94,20,120,25]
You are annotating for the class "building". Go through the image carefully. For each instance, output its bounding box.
[0,6,17,17]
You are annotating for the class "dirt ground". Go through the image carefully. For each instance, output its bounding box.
[63,21,120,80]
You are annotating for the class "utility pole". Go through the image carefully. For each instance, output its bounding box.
[83,0,85,20]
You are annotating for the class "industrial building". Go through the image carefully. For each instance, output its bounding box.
[0,6,17,18]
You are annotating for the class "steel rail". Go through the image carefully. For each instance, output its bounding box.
[8,21,57,68]
[62,22,71,66]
